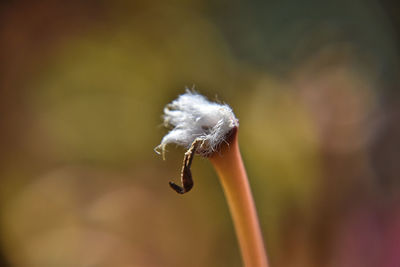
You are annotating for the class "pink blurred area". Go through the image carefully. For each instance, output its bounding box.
[1,0,400,266]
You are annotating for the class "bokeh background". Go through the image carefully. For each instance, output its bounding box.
[1,0,400,266]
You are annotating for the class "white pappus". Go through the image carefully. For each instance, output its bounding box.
[155,90,239,158]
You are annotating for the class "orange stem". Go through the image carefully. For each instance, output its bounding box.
[209,128,269,267]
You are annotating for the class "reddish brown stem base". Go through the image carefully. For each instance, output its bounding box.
[209,129,269,267]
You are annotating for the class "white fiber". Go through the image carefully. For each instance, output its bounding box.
[155,90,239,157]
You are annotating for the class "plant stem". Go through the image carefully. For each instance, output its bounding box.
[209,128,269,267]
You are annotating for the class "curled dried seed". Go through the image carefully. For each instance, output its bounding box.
[169,139,201,194]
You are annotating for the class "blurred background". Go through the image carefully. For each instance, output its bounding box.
[1,0,399,266]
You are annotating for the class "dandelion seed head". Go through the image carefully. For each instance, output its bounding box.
[155,90,239,157]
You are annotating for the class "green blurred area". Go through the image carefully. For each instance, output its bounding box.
[1,0,400,266]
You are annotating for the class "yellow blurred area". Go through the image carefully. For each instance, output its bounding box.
[1,0,400,266]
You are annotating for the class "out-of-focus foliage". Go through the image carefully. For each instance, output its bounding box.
[1,0,399,266]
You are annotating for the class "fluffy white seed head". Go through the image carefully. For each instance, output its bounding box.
[155,90,239,157]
